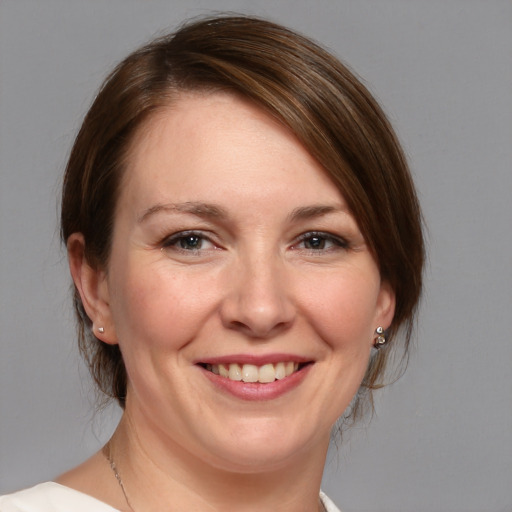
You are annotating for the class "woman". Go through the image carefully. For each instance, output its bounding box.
[0,15,424,512]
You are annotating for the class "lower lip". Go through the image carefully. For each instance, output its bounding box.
[200,364,312,401]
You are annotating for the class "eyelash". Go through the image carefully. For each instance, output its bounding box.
[161,231,217,252]
[293,231,349,252]
[161,230,349,254]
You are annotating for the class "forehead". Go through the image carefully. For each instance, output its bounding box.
[119,92,346,212]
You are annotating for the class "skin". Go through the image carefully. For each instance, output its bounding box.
[63,92,395,511]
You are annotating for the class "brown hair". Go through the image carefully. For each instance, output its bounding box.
[61,15,424,419]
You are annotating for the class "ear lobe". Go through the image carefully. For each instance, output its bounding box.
[67,233,118,345]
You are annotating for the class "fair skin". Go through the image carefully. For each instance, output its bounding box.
[62,92,395,512]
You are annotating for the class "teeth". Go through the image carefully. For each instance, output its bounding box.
[242,364,258,383]
[209,362,301,383]
[219,364,229,378]
[285,362,295,376]
[228,363,242,381]
[275,362,286,380]
[258,364,275,383]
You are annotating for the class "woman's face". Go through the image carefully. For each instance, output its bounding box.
[96,92,394,472]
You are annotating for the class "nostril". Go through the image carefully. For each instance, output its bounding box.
[227,319,293,340]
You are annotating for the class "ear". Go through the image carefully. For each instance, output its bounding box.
[67,233,118,345]
[373,280,396,334]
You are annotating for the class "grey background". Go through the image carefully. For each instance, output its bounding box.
[1,1,511,511]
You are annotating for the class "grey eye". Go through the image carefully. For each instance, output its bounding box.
[179,235,204,250]
[303,236,327,250]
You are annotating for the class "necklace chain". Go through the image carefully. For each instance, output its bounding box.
[106,442,135,512]
[105,442,327,512]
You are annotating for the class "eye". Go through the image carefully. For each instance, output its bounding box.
[162,231,216,252]
[293,232,349,252]
[302,235,329,250]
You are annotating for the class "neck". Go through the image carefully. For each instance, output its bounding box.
[108,410,330,512]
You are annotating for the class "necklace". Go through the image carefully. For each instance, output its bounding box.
[105,442,327,512]
[105,442,135,512]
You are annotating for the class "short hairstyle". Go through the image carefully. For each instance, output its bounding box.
[61,15,424,421]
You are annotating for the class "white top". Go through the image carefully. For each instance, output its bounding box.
[0,483,341,512]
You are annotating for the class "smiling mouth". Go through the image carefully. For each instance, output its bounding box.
[200,362,308,383]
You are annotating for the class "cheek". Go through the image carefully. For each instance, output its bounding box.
[298,271,381,345]
[106,268,202,400]
[108,261,217,352]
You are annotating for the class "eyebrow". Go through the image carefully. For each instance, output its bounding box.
[287,204,350,222]
[138,202,228,223]
[138,201,349,224]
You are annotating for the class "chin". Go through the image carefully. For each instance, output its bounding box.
[196,417,326,474]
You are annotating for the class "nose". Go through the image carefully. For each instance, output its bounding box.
[219,253,295,339]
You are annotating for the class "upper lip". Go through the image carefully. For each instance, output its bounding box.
[194,353,313,366]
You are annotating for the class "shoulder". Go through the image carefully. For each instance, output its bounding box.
[2,483,340,512]
[319,490,343,512]
[0,483,119,512]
